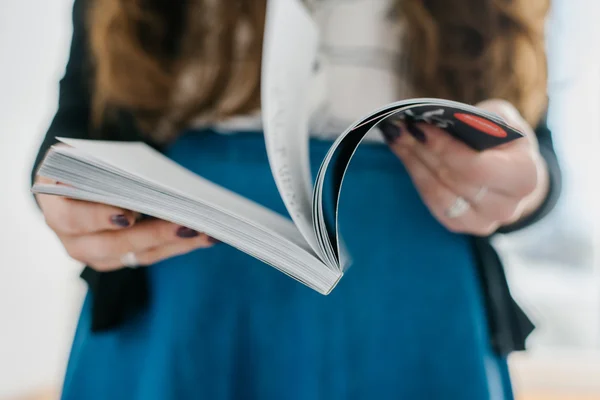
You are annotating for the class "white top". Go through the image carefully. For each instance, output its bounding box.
[179,0,409,140]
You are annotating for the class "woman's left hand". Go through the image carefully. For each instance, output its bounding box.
[382,99,550,236]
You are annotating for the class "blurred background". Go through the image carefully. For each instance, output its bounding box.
[0,0,598,399]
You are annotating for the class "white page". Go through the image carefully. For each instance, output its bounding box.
[56,138,314,254]
[261,0,324,258]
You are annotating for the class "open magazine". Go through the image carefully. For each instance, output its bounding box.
[32,0,524,295]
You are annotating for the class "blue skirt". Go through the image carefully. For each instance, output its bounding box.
[62,131,513,400]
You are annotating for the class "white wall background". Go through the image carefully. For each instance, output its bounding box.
[496,0,600,351]
[0,0,598,398]
[0,0,86,398]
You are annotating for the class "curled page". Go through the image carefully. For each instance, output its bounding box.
[313,99,526,268]
[261,0,325,259]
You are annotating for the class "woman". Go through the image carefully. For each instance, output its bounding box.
[32,0,561,398]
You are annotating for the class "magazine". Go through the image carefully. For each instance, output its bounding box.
[32,0,523,294]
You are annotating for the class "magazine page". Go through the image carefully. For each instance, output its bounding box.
[32,140,343,294]
[312,103,409,267]
[313,99,526,267]
[261,0,327,260]
[53,139,312,251]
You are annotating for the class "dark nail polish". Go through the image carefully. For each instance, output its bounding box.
[407,123,427,144]
[207,236,221,244]
[111,214,130,228]
[379,120,402,143]
[176,226,199,238]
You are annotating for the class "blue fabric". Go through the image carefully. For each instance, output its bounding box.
[61,131,513,400]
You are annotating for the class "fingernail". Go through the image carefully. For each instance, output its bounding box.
[379,120,402,143]
[111,214,131,228]
[207,236,220,244]
[176,226,199,238]
[407,123,427,144]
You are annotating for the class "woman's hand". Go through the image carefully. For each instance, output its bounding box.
[35,177,216,271]
[382,99,550,236]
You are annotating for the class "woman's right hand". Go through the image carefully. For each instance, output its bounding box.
[35,176,216,271]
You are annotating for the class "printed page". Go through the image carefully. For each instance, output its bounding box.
[312,98,526,267]
[261,0,326,259]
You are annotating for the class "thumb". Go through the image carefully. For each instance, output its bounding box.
[476,99,537,146]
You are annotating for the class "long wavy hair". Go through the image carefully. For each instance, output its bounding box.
[88,0,550,141]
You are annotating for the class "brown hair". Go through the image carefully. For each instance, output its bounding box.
[88,0,549,141]
[397,0,549,126]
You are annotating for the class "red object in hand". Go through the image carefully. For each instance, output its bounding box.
[454,113,508,138]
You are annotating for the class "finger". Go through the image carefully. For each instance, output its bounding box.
[63,219,210,262]
[404,140,524,222]
[392,144,499,236]
[475,99,537,143]
[88,234,216,271]
[135,234,215,264]
[37,193,137,235]
[35,175,139,234]
[405,123,538,197]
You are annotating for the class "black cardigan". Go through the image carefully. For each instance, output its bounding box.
[31,0,562,356]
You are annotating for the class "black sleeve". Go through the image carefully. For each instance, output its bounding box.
[31,0,151,333]
[496,109,563,234]
[30,0,93,185]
